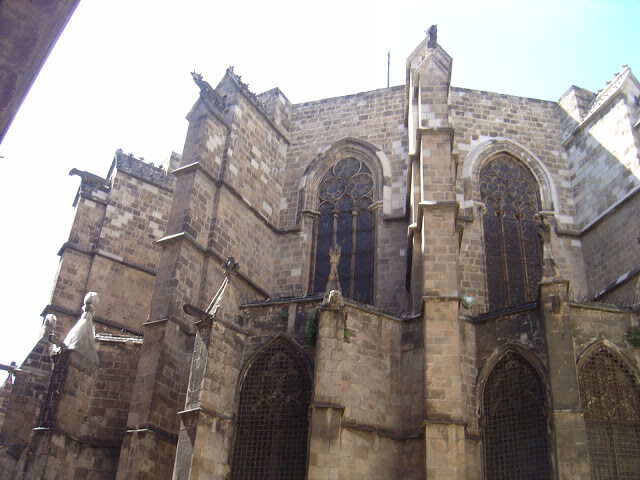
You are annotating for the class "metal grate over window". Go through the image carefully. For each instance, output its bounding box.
[579,345,640,479]
[480,154,542,311]
[230,339,311,480]
[311,157,374,304]
[483,351,551,480]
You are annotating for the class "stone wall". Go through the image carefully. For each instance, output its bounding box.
[563,73,640,232]
[284,86,407,224]
[273,86,410,309]
[20,335,141,480]
[219,75,288,227]
[209,187,277,291]
[570,303,637,360]
[48,154,173,336]
[51,192,107,330]
[173,294,318,479]
[0,0,81,141]
[309,304,425,479]
[451,87,589,310]
[22,430,120,480]
[451,87,574,217]
[0,336,52,478]
[100,163,173,273]
[52,337,141,444]
[559,73,640,301]
[581,193,640,300]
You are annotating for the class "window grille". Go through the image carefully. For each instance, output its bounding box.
[230,339,311,480]
[480,154,542,310]
[311,157,374,304]
[579,345,640,479]
[483,351,551,479]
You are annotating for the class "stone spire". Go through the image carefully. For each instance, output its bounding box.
[323,244,344,309]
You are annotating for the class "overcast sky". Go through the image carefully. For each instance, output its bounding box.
[0,0,638,370]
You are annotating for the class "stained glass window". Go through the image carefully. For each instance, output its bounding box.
[311,157,374,304]
[579,345,640,479]
[483,351,552,480]
[230,339,311,480]
[480,154,542,310]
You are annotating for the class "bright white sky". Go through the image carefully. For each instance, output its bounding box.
[0,0,638,370]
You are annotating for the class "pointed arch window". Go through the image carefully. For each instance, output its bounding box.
[311,157,375,304]
[230,339,311,480]
[579,345,640,479]
[482,351,552,479]
[480,154,542,310]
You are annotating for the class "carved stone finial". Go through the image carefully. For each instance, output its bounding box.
[426,25,437,49]
[326,244,342,294]
[323,244,344,307]
[535,213,559,280]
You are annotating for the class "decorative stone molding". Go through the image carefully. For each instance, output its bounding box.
[299,137,393,216]
[460,137,559,215]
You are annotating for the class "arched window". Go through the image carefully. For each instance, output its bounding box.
[311,157,375,304]
[579,344,640,479]
[230,338,311,480]
[483,351,552,479]
[480,154,542,310]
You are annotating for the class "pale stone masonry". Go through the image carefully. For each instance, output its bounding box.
[1,27,640,480]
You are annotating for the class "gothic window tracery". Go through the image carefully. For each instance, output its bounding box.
[311,157,375,304]
[579,345,640,479]
[480,154,542,310]
[230,339,311,480]
[482,351,552,480]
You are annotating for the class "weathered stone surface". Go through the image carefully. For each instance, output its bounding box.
[2,27,640,480]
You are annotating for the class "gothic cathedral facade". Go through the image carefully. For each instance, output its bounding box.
[2,28,640,479]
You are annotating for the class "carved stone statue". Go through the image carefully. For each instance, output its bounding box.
[42,314,57,339]
[42,313,66,355]
[63,292,99,365]
[535,213,559,280]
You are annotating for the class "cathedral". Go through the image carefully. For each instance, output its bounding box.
[1,27,640,479]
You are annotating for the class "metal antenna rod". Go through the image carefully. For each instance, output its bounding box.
[387,51,390,88]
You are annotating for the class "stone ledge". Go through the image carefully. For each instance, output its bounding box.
[342,418,423,440]
[156,231,269,297]
[32,426,121,450]
[57,242,157,277]
[177,406,234,424]
[123,426,178,443]
[142,316,195,336]
[466,301,538,324]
